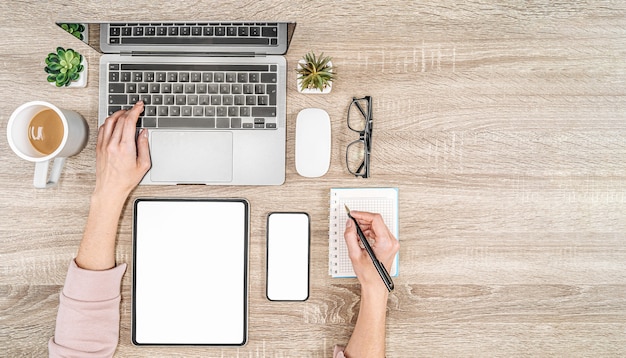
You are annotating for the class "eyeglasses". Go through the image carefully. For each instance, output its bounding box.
[346,96,372,178]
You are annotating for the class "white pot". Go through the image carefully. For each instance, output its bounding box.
[296,60,333,94]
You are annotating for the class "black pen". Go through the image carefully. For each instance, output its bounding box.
[344,205,394,292]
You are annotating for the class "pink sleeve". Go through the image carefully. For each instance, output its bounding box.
[334,345,346,357]
[49,260,127,358]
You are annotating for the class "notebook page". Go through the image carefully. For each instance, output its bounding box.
[329,188,399,278]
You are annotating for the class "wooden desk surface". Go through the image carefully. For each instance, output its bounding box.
[2,1,625,356]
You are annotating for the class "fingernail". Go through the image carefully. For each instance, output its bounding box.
[143,129,149,137]
[346,219,352,228]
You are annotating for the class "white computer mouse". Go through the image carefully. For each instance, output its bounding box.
[295,108,331,177]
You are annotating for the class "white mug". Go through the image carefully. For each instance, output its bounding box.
[7,101,88,188]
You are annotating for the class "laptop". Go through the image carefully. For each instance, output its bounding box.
[56,21,296,185]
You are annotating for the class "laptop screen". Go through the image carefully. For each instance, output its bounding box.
[55,21,295,55]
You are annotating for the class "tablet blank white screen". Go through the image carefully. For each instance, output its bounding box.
[133,200,247,345]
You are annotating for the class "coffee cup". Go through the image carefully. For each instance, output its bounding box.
[7,101,88,188]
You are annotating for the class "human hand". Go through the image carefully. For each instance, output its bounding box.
[344,211,399,292]
[93,101,151,200]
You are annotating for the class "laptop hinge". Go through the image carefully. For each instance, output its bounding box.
[120,51,262,57]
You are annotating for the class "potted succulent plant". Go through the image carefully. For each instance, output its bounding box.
[58,23,86,41]
[44,47,87,88]
[296,51,335,94]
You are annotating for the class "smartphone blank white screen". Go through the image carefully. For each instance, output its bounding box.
[266,212,310,301]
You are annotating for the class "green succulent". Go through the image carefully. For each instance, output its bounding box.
[44,47,84,87]
[296,51,335,92]
[59,23,85,40]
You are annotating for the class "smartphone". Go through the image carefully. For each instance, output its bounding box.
[266,212,310,301]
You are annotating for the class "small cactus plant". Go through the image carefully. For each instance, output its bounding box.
[296,51,335,93]
[44,47,85,87]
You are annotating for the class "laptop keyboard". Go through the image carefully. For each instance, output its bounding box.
[108,22,279,46]
[107,63,279,129]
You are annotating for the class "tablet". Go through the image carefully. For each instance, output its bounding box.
[132,198,249,346]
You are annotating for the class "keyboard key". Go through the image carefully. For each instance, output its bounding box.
[240,107,251,117]
[199,95,210,105]
[109,83,125,93]
[252,106,277,117]
[203,27,214,36]
[238,27,249,36]
[227,26,237,36]
[249,73,259,82]
[216,118,229,128]
[156,72,167,82]
[208,84,219,93]
[162,83,172,93]
[220,84,230,94]
[176,95,186,105]
[145,106,157,116]
[243,84,254,94]
[191,72,202,82]
[234,95,245,105]
[109,72,119,82]
[167,72,178,82]
[108,106,122,115]
[223,95,233,105]
[133,26,144,36]
[157,27,167,36]
[226,73,236,82]
[126,83,137,93]
[129,94,140,104]
[170,106,180,116]
[142,117,157,127]
[217,107,227,116]
[179,72,190,82]
[164,95,174,105]
[266,122,277,129]
[145,72,155,82]
[205,106,216,116]
[196,84,207,94]
[139,95,151,104]
[121,72,132,82]
[214,73,224,82]
[228,106,238,116]
[168,27,178,36]
[192,27,202,36]
[262,26,277,37]
[152,95,163,105]
[250,27,260,36]
[159,117,216,128]
[182,106,192,116]
[109,94,127,104]
[193,106,204,116]
[237,73,248,83]
[133,72,143,82]
[231,118,242,128]
[138,83,149,93]
[158,106,168,116]
[188,95,198,105]
[202,72,213,82]
[258,95,268,106]
[185,84,196,93]
[255,84,265,94]
[173,84,184,93]
[215,26,225,36]
[211,95,221,105]
[261,72,277,83]
[150,83,160,93]
[232,84,242,94]
[246,95,256,105]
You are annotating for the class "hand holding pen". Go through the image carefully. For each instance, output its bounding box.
[343,207,400,293]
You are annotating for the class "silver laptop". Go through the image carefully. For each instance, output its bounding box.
[57,21,295,185]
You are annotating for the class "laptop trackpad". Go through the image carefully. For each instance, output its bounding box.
[150,131,233,183]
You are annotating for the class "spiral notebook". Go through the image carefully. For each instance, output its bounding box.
[329,188,399,278]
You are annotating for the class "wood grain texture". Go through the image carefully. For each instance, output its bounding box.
[1,0,625,356]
